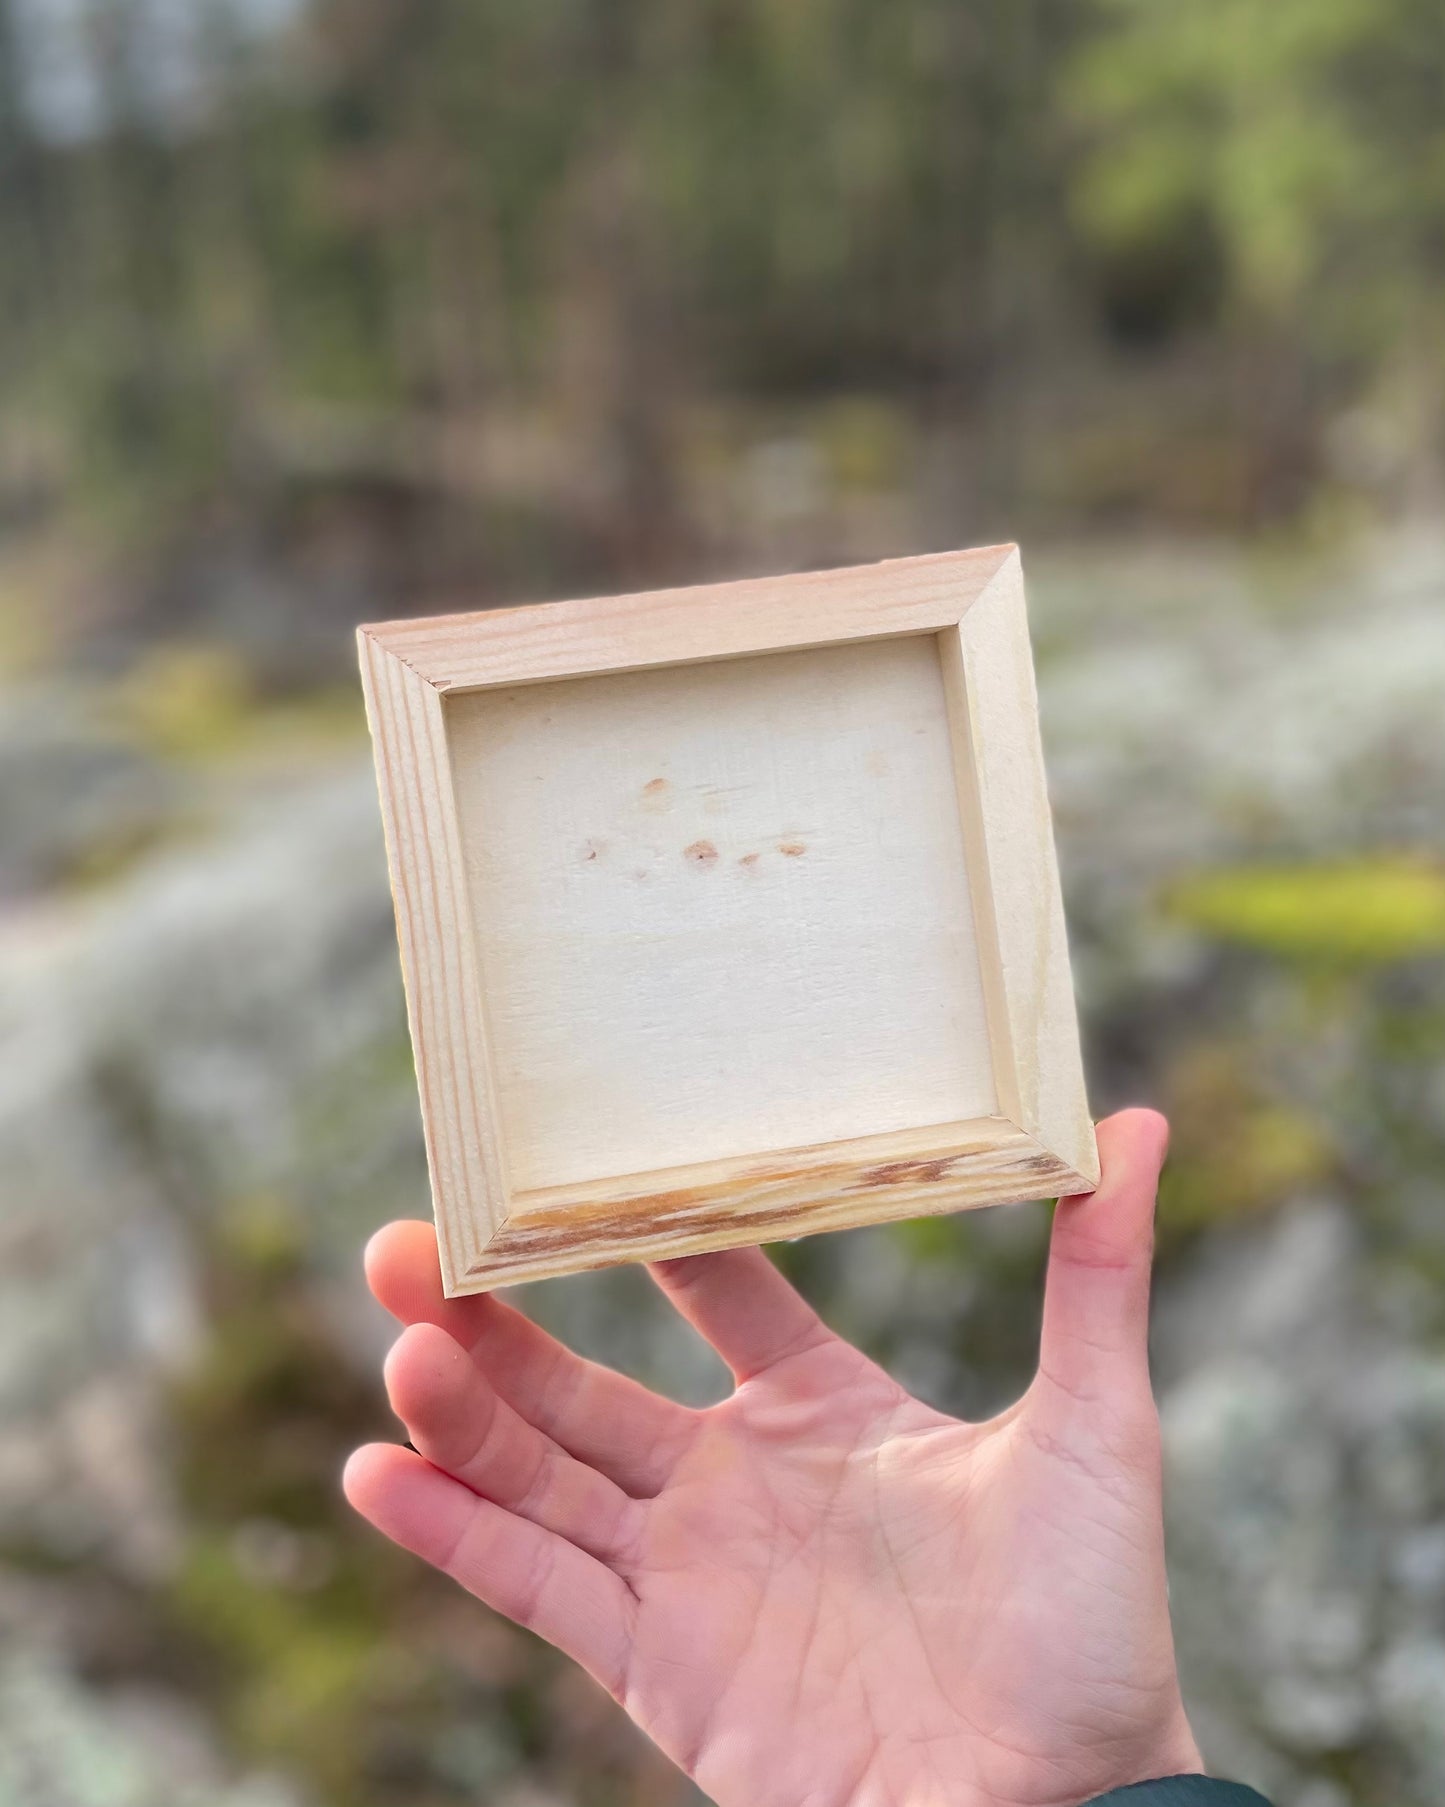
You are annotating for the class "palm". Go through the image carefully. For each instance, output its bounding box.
[347,1113,1201,1807]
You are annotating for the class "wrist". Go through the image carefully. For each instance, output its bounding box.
[1076,1779,1272,1805]
[980,1716,1206,1807]
[1080,1722,1207,1801]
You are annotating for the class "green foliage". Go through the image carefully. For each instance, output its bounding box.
[1167,858,1445,964]
[1066,0,1445,333]
[5,0,1445,575]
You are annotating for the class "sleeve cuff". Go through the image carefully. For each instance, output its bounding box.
[1081,1778,1273,1806]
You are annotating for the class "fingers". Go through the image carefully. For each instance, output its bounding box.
[1036,1108,1169,1415]
[365,1220,498,1347]
[648,1246,831,1383]
[344,1443,634,1696]
[366,1221,695,1494]
[385,1322,645,1566]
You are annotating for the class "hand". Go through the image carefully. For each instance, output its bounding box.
[345,1110,1203,1807]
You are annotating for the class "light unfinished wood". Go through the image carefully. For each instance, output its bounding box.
[944,550,1097,1183]
[364,544,1015,692]
[357,632,509,1292]
[359,544,1098,1295]
[484,1118,1083,1287]
[447,635,998,1191]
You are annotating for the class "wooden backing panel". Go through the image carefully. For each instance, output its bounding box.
[358,631,511,1287]
[444,636,999,1191]
[948,554,1099,1185]
[363,545,1016,693]
[454,1118,1088,1291]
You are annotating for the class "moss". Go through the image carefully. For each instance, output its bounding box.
[1157,1043,1332,1235]
[162,1195,465,1805]
[105,641,366,769]
[56,816,180,894]
[160,1191,683,1806]
[817,396,911,492]
[1166,858,1445,965]
[169,1534,380,1787]
[895,1211,970,1263]
[113,644,257,760]
[294,1036,419,1159]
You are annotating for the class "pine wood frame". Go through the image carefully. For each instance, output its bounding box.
[359,544,1097,1295]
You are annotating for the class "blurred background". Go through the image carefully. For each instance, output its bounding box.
[2,0,1444,1802]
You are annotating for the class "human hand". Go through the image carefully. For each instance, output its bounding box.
[345,1110,1202,1807]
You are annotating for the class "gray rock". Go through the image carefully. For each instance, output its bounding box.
[0,690,173,900]
[1163,1354,1445,1805]
[1,535,1444,1802]
[0,763,415,1566]
[0,1651,304,1807]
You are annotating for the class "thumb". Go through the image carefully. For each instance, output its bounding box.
[1035,1108,1169,1416]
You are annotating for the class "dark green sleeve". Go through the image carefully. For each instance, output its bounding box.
[1083,1778,1273,1805]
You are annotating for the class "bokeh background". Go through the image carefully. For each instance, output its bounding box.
[3,1,1445,1803]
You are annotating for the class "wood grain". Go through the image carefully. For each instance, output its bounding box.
[450,1117,1089,1291]
[357,629,510,1293]
[363,544,1016,693]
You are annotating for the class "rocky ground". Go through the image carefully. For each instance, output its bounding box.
[1,535,1442,1806]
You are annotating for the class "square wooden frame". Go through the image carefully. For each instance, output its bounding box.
[359,544,1098,1295]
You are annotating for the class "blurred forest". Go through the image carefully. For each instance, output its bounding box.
[4,0,1445,656]
[2,3,1445,1807]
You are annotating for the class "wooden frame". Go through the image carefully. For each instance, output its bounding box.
[359,544,1097,1295]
